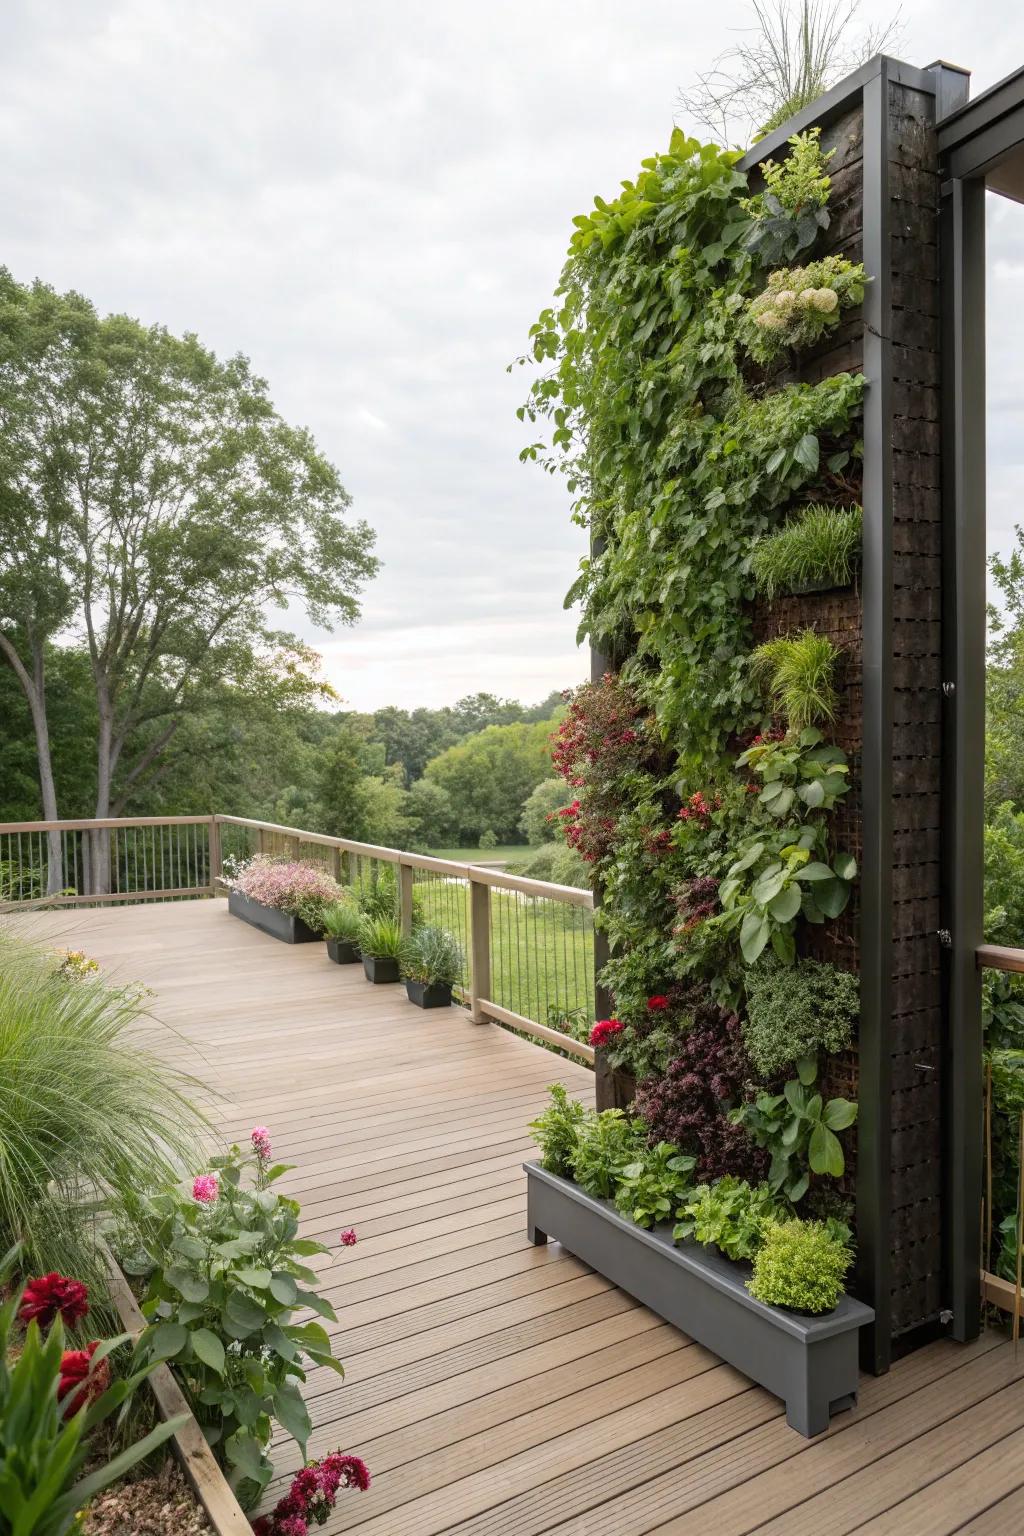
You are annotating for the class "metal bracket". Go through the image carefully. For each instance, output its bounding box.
[942,680,956,696]
[937,929,953,948]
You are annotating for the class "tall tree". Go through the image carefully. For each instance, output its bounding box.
[0,270,377,891]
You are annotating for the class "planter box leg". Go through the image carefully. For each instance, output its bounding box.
[785,1339,857,1437]
[527,1183,548,1245]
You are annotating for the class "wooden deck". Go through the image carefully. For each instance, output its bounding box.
[14,898,1024,1534]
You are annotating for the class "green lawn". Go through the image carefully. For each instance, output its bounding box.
[424,845,531,865]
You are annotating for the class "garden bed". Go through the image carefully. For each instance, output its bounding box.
[525,1160,873,1437]
[228,889,320,944]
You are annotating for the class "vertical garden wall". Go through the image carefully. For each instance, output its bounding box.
[522,55,969,1372]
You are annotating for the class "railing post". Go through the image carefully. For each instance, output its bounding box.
[208,816,222,893]
[288,835,300,861]
[330,845,342,883]
[399,858,415,940]
[468,873,491,1024]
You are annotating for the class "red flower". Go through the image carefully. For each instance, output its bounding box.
[58,1341,110,1414]
[324,1454,371,1492]
[589,1018,624,1048]
[339,1228,358,1247]
[647,995,670,1012]
[18,1273,89,1330]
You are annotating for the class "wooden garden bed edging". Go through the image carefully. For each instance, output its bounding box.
[100,1242,252,1536]
[525,1160,874,1437]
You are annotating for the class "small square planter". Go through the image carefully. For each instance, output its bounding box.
[326,937,361,965]
[525,1161,873,1438]
[363,954,401,984]
[228,889,320,944]
[406,979,453,1009]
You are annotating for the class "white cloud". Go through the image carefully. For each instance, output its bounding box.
[1,0,1022,707]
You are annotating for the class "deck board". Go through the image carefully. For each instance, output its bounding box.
[13,898,1024,1535]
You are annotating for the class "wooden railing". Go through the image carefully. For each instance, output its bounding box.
[976,944,1024,1328]
[0,814,597,1063]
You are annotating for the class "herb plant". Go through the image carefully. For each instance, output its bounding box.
[744,129,834,265]
[747,1218,852,1313]
[570,1110,646,1201]
[731,1057,857,1202]
[133,1139,344,1506]
[674,1177,781,1259]
[751,503,862,598]
[358,915,404,961]
[750,631,841,731]
[528,1085,588,1178]
[613,1142,696,1229]
[715,821,856,965]
[742,955,858,1077]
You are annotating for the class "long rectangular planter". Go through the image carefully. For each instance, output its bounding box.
[228,888,320,944]
[525,1160,874,1437]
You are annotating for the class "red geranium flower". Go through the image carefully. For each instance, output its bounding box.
[589,1018,624,1048]
[647,995,670,1011]
[58,1341,110,1414]
[18,1273,89,1330]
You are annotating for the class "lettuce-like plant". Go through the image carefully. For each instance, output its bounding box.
[673,1177,781,1259]
[133,1139,344,1507]
[570,1110,646,1201]
[736,726,850,821]
[613,1142,696,1229]
[742,257,868,364]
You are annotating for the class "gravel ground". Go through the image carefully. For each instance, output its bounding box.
[81,1458,212,1536]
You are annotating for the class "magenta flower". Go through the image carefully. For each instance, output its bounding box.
[589,1018,624,1049]
[251,1125,272,1160]
[339,1228,358,1247]
[192,1173,219,1205]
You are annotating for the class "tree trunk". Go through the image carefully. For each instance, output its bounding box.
[0,633,64,894]
[90,686,115,896]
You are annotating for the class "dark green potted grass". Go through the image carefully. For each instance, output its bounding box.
[359,916,403,983]
[401,925,463,1010]
[321,900,362,965]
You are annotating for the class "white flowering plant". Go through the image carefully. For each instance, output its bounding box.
[741,257,868,365]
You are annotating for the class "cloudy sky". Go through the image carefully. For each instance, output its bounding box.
[2,1,1023,709]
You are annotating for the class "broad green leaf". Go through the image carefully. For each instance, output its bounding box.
[739,909,770,964]
[823,1097,858,1131]
[165,1267,209,1304]
[269,1272,298,1306]
[190,1328,225,1376]
[273,1381,312,1457]
[235,1267,272,1290]
[832,850,858,881]
[149,1322,188,1359]
[808,1122,845,1176]
[767,883,801,924]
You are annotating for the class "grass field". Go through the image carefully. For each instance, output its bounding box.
[424,845,531,865]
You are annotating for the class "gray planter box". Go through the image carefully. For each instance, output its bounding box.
[525,1160,873,1437]
[228,889,320,944]
[363,954,400,983]
[326,936,360,964]
[406,979,453,1009]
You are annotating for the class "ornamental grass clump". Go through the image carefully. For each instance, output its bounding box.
[747,1218,852,1313]
[0,930,207,1288]
[742,257,868,364]
[752,503,862,599]
[401,926,463,987]
[358,915,404,961]
[742,956,859,1077]
[320,900,363,945]
[751,630,841,731]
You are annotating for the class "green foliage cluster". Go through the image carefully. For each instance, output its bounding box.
[570,1110,647,1201]
[747,1218,852,1313]
[613,1143,696,1229]
[0,930,206,1289]
[0,1250,184,1536]
[743,129,834,265]
[742,956,858,1077]
[320,899,363,945]
[527,1085,588,1178]
[674,1177,782,1259]
[751,631,841,730]
[731,1057,857,1202]
[751,503,862,599]
[358,916,404,961]
[133,1144,342,1506]
[401,925,463,987]
[741,257,868,364]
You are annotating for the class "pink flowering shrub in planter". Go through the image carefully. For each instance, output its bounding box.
[130,1126,366,1510]
[227,857,345,944]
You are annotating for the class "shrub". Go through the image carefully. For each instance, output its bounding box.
[358,915,404,960]
[750,631,841,731]
[519,778,568,845]
[634,1005,767,1185]
[133,1135,345,1507]
[742,956,858,1077]
[614,1142,696,1229]
[402,926,463,987]
[513,842,590,889]
[751,504,862,600]
[570,1110,646,1201]
[321,900,363,944]
[747,1219,852,1313]
[528,1085,588,1177]
[674,1177,782,1260]
[0,931,206,1287]
[741,257,868,364]
[731,1057,857,1203]
[0,1252,186,1536]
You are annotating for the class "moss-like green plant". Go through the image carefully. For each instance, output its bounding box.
[358,915,404,960]
[320,900,362,944]
[752,503,862,599]
[742,956,858,1077]
[751,630,840,730]
[528,1084,588,1178]
[747,1218,852,1313]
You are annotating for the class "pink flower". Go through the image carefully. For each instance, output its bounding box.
[589,1018,624,1049]
[339,1228,358,1247]
[647,995,670,1011]
[192,1174,219,1205]
[251,1125,272,1161]
[322,1453,371,1492]
[18,1273,90,1330]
